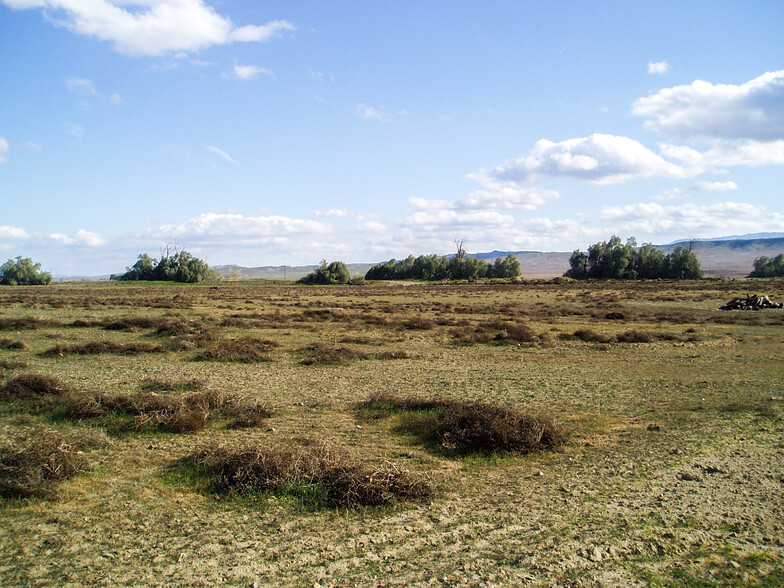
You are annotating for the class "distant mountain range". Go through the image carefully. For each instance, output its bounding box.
[53,234,784,281]
[211,235,784,280]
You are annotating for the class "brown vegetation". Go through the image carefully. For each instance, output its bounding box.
[189,441,433,508]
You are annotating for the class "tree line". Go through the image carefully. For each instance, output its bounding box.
[564,236,704,280]
[0,256,52,285]
[115,247,215,283]
[749,253,784,278]
[365,241,521,281]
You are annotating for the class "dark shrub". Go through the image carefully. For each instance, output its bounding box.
[613,330,655,343]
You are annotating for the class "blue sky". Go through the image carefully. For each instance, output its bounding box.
[1,0,783,275]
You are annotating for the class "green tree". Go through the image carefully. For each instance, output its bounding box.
[118,248,214,283]
[0,256,52,285]
[749,253,784,277]
[300,260,351,284]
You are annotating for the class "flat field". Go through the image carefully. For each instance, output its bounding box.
[0,279,782,587]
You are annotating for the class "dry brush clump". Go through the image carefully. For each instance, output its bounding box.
[362,392,567,454]
[62,388,271,433]
[2,372,70,400]
[41,341,165,357]
[187,441,433,508]
[195,337,278,363]
[299,342,369,365]
[0,429,107,498]
[450,319,547,346]
[0,338,26,350]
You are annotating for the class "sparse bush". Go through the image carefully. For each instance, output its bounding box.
[61,388,270,434]
[0,338,26,350]
[403,316,435,330]
[0,317,42,330]
[195,337,278,363]
[41,341,165,357]
[614,330,655,343]
[188,441,433,508]
[300,343,368,365]
[0,430,95,498]
[362,392,567,454]
[2,373,69,399]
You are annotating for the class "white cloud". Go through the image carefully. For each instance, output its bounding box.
[206,146,238,165]
[356,103,390,121]
[0,137,8,163]
[0,225,29,239]
[313,208,355,218]
[660,140,784,170]
[225,64,273,80]
[109,93,123,105]
[633,70,784,140]
[1,1,294,56]
[691,180,738,192]
[648,60,670,75]
[152,212,332,242]
[476,133,688,185]
[49,229,105,247]
[599,201,775,235]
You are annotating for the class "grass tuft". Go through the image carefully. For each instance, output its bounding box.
[41,341,165,357]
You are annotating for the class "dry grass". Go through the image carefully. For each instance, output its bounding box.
[0,338,26,350]
[2,373,70,399]
[0,429,106,498]
[299,343,369,365]
[195,336,278,363]
[40,341,165,357]
[61,388,271,434]
[363,392,567,454]
[188,441,433,508]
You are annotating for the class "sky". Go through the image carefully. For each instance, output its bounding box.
[1,1,783,276]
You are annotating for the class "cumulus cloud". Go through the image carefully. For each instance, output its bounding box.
[356,103,390,121]
[225,64,272,80]
[648,60,670,75]
[64,123,83,138]
[633,70,784,140]
[152,212,332,242]
[599,201,774,235]
[0,137,8,163]
[475,133,688,185]
[691,180,738,192]
[313,208,356,218]
[660,140,784,170]
[49,229,106,247]
[0,225,29,239]
[1,0,294,56]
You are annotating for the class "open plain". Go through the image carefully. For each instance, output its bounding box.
[1,278,783,587]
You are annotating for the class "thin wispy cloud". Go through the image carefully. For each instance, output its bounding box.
[224,64,273,81]
[0,137,8,163]
[356,103,390,121]
[206,146,238,165]
[691,180,738,192]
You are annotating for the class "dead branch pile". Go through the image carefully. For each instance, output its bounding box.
[720,294,783,311]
